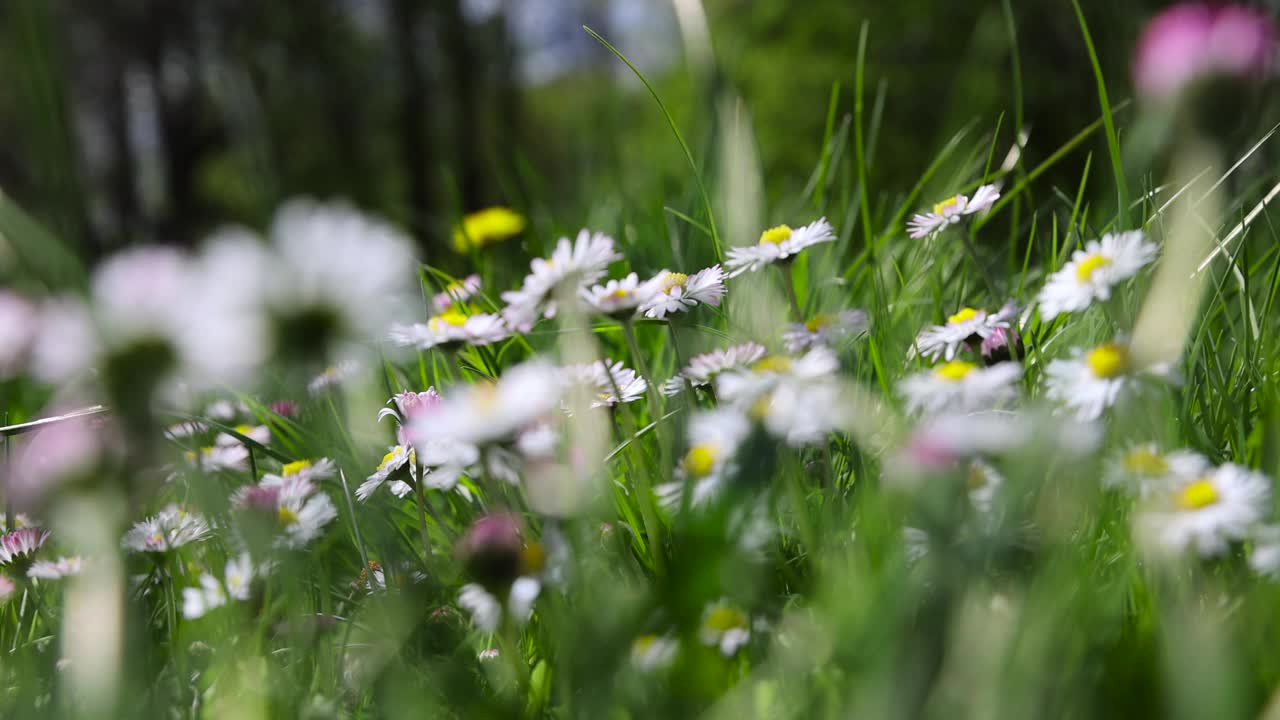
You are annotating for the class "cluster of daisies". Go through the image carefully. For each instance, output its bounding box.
[0,175,1275,679]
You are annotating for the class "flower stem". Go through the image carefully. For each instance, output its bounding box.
[778,266,804,322]
[619,320,667,574]
[412,465,434,565]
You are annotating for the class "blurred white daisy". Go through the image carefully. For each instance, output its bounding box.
[725,218,836,277]
[1103,444,1209,496]
[907,184,1000,240]
[1037,230,1158,320]
[432,274,483,312]
[631,634,679,670]
[182,554,255,619]
[215,424,271,447]
[580,273,655,317]
[639,266,727,319]
[27,297,100,384]
[357,445,416,501]
[278,458,337,484]
[715,347,840,406]
[965,460,1005,514]
[0,527,50,568]
[1249,525,1280,578]
[698,600,751,657]
[898,361,1021,415]
[253,198,419,351]
[1136,463,1271,556]
[123,506,211,553]
[656,409,751,512]
[501,230,622,331]
[409,360,562,447]
[458,576,541,632]
[232,474,338,549]
[1044,342,1150,421]
[914,305,1014,362]
[307,360,361,395]
[388,308,509,350]
[783,310,869,353]
[562,360,648,408]
[185,444,250,473]
[662,342,767,396]
[28,556,83,580]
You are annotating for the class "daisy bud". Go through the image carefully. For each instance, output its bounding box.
[456,513,526,592]
[979,326,1023,365]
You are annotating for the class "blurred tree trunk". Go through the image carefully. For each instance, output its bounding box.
[391,0,434,238]
[435,0,482,211]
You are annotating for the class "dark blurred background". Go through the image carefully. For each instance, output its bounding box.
[0,0,1171,265]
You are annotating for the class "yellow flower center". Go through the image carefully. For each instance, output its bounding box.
[933,196,961,215]
[282,460,312,476]
[683,444,718,478]
[378,450,402,472]
[966,463,990,491]
[660,272,689,293]
[948,307,980,325]
[234,424,255,436]
[759,225,793,245]
[277,507,299,526]
[1075,253,1113,282]
[633,634,658,652]
[751,356,792,374]
[749,395,772,420]
[1123,448,1168,476]
[149,532,164,545]
[610,288,631,299]
[703,606,747,632]
[522,542,546,574]
[1177,479,1219,510]
[934,360,977,382]
[804,314,833,332]
[1085,343,1128,379]
[428,309,469,332]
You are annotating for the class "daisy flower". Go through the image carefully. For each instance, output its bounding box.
[458,577,541,632]
[357,445,416,501]
[182,554,255,620]
[123,506,211,553]
[1136,463,1271,556]
[898,361,1021,415]
[662,342,767,396]
[579,273,655,318]
[783,310,870,353]
[639,266,727,319]
[501,230,622,332]
[255,198,419,351]
[1044,341,1154,421]
[1037,231,1158,320]
[409,360,563,447]
[232,474,338,549]
[433,274,483,312]
[215,424,271,447]
[1103,444,1209,496]
[307,360,361,395]
[656,409,751,512]
[698,600,751,657]
[0,527,50,568]
[452,207,526,253]
[29,556,84,580]
[914,305,1015,361]
[965,460,1005,514]
[388,308,509,350]
[906,184,1000,240]
[185,444,250,472]
[562,360,648,408]
[725,218,836,277]
[1249,525,1280,578]
[277,458,337,484]
[631,634,679,671]
[715,346,840,406]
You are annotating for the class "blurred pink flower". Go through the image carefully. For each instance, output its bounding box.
[1134,3,1277,100]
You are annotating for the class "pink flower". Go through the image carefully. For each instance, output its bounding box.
[1134,3,1277,101]
[393,389,441,421]
[0,527,50,568]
